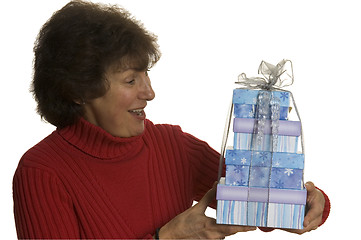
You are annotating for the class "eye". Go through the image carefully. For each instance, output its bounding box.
[127,79,136,85]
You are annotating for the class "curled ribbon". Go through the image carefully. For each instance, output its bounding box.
[237,59,294,90]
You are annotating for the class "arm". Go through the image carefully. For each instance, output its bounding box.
[151,129,255,239]
[181,131,222,209]
[157,182,256,239]
[13,167,80,239]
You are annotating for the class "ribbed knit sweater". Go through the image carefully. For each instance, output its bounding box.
[13,118,330,239]
[13,118,220,239]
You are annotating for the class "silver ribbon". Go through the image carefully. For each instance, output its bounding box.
[237,59,294,90]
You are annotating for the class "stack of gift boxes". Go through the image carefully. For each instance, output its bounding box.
[216,88,306,229]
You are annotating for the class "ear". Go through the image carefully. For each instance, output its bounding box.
[74,99,85,105]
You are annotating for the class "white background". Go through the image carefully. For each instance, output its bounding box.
[1,0,359,239]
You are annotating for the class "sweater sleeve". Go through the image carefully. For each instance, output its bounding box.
[13,166,80,239]
[181,131,222,208]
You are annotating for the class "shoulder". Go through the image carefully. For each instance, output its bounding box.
[143,119,213,151]
[144,119,184,138]
[16,130,67,172]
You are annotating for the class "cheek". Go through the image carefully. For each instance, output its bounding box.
[113,93,134,111]
[107,93,135,119]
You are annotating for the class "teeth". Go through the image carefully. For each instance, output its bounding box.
[130,109,143,113]
[129,109,144,115]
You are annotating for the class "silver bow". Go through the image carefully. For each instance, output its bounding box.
[237,59,294,90]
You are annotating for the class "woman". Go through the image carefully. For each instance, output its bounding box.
[13,1,330,239]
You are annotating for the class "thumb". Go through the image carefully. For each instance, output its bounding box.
[305,181,315,192]
[194,181,218,212]
[305,181,317,199]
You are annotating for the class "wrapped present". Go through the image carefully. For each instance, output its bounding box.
[233,133,299,153]
[225,149,304,169]
[217,60,306,229]
[217,200,305,229]
[233,118,301,136]
[233,118,301,153]
[225,150,304,188]
[233,89,290,107]
[234,103,289,120]
[217,178,306,228]
[217,180,307,204]
[233,89,291,120]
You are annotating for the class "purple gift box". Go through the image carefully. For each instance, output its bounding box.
[233,118,301,136]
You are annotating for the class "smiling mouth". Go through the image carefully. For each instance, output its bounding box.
[129,109,144,116]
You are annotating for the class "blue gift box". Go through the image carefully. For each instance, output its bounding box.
[234,103,289,120]
[225,150,304,189]
[225,150,304,169]
[233,89,290,107]
[226,166,304,189]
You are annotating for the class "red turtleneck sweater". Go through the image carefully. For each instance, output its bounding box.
[13,118,330,239]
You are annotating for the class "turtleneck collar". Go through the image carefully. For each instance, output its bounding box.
[57,117,146,160]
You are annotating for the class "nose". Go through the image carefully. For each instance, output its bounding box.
[139,73,155,101]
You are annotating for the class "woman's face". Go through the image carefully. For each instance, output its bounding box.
[83,68,155,138]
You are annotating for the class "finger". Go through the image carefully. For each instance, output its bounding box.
[304,182,324,228]
[303,207,321,228]
[194,182,218,211]
[289,220,319,234]
[283,228,305,235]
[219,226,256,237]
[218,224,257,235]
[305,181,316,195]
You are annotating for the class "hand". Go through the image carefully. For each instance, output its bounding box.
[284,181,325,234]
[158,182,256,239]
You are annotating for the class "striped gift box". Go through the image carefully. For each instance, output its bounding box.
[216,178,306,229]
[233,133,299,153]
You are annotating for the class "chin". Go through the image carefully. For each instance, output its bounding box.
[129,123,145,137]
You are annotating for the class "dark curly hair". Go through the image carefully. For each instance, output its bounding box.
[31,0,161,128]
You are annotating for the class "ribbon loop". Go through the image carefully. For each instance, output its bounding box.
[237,59,294,90]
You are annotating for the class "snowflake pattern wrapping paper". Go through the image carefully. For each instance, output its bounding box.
[232,89,290,107]
[234,103,289,120]
[217,86,306,229]
[225,150,304,189]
